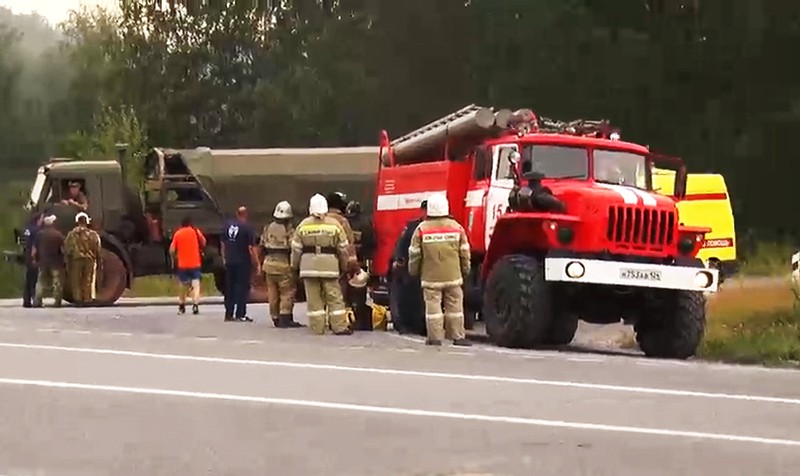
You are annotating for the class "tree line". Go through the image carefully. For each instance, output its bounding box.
[0,0,799,240]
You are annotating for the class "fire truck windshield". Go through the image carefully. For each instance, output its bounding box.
[593,149,648,189]
[513,145,588,180]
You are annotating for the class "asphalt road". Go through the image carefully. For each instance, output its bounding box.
[0,300,798,475]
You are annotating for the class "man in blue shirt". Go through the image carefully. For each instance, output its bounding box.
[389,201,427,335]
[21,213,43,308]
[221,206,259,322]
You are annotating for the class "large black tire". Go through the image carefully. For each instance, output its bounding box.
[482,254,553,348]
[544,312,579,345]
[213,267,305,303]
[635,290,706,359]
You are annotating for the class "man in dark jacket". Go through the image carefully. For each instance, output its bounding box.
[21,213,43,308]
[345,200,377,330]
[32,215,65,308]
[389,200,427,335]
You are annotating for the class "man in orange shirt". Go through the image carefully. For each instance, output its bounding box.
[169,216,207,315]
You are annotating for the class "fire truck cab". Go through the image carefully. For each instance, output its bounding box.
[372,105,719,359]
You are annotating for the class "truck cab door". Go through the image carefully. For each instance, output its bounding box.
[464,145,492,252]
[485,144,518,247]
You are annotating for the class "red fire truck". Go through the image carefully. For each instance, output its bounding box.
[371,105,719,359]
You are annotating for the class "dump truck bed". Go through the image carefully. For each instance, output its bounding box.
[179,147,380,223]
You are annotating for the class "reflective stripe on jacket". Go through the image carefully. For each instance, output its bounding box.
[407,217,471,288]
[290,215,350,279]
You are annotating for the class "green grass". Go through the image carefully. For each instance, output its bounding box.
[696,282,800,367]
[126,274,220,298]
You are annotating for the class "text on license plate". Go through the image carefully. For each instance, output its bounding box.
[619,268,662,281]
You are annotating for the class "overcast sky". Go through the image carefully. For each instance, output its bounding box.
[1,0,117,25]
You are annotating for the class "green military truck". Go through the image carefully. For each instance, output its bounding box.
[6,145,379,305]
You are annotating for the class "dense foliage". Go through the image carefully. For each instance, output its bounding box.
[0,0,799,239]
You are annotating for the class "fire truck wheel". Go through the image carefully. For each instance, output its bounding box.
[482,254,553,349]
[635,290,706,359]
[544,312,579,345]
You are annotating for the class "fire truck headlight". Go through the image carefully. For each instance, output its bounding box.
[694,270,713,288]
[557,226,574,245]
[565,261,585,279]
[678,237,695,255]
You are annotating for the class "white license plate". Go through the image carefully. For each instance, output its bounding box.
[619,268,662,281]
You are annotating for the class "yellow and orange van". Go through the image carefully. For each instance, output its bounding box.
[652,170,737,280]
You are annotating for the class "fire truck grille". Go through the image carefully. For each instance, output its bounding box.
[606,206,675,249]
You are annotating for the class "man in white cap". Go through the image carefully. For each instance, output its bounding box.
[63,212,101,304]
[290,194,355,335]
[408,193,472,346]
[260,200,302,328]
[31,215,65,308]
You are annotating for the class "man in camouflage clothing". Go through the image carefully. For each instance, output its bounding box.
[31,215,65,308]
[408,193,472,347]
[63,212,101,304]
[261,200,302,328]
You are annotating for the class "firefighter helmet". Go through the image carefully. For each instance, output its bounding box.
[426,193,449,217]
[273,201,293,219]
[309,194,328,216]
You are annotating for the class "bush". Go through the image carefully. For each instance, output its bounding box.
[737,240,794,277]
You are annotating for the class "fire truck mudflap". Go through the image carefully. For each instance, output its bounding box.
[544,256,719,292]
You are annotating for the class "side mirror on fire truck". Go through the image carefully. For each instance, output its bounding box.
[508,151,521,164]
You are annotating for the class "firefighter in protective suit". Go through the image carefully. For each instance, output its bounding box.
[291,194,356,335]
[408,193,472,347]
[345,200,376,330]
[261,201,303,328]
[325,191,362,327]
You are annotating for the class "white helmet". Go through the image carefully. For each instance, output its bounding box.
[75,212,91,224]
[426,193,449,217]
[348,268,370,288]
[309,194,328,217]
[273,201,293,219]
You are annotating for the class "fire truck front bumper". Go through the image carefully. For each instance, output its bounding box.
[544,257,719,293]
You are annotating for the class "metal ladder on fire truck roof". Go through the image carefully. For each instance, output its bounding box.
[390,104,484,146]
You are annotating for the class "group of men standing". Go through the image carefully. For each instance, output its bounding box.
[174,189,472,346]
[220,191,375,334]
[22,211,102,308]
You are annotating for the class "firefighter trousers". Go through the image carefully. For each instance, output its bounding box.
[266,273,296,318]
[303,277,348,335]
[422,285,465,342]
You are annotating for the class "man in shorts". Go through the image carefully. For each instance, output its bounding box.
[169,216,207,315]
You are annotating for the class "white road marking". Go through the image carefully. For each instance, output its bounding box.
[64,330,92,335]
[35,328,57,333]
[0,342,797,406]
[239,340,263,345]
[391,334,425,344]
[0,377,797,447]
[567,357,605,363]
[110,332,132,337]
